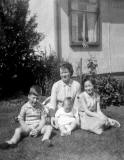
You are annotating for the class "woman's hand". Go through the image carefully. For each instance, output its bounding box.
[51,117,58,129]
[51,117,56,127]
[97,111,108,124]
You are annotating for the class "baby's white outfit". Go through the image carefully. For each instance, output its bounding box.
[55,107,76,128]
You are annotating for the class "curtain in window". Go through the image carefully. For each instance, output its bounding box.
[87,3,98,43]
[78,1,98,43]
[70,0,99,44]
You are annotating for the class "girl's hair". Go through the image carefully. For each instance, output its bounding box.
[60,62,74,76]
[82,77,96,90]
[84,78,95,85]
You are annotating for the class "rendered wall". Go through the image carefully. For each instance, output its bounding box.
[58,0,124,74]
[29,0,124,74]
[29,0,56,54]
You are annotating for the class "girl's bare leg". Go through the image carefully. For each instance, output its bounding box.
[91,128,103,135]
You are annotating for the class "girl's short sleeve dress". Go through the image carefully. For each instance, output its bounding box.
[78,91,103,132]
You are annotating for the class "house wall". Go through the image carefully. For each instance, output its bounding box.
[29,0,57,54]
[58,0,124,75]
[28,0,124,74]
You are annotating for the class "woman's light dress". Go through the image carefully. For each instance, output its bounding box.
[49,79,81,111]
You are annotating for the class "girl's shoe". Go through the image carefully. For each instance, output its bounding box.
[113,120,120,128]
[109,119,120,128]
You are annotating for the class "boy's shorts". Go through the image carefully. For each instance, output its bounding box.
[45,116,51,125]
[27,124,39,130]
[28,124,52,136]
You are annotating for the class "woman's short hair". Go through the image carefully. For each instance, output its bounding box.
[60,62,74,76]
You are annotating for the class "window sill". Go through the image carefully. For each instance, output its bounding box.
[70,41,100,47]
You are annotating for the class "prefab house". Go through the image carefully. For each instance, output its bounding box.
[30,0,124,76]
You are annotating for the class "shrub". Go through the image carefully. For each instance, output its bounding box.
[43,55,60,96]
[31,54,60,96]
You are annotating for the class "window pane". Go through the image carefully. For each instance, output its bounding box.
[72,13,79,42]
[87,12,98,43]
[70,0,100,46]
[71,12,87,42]
[71,0,98,12]
[71,0,87,10]
[71,12,98,43]
[71,0,78,10]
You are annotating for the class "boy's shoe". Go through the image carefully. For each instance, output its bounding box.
[0,142,10,149]
[0,142,17,150]
[43,139,53,147]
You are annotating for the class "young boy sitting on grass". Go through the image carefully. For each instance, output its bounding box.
[0,85,53,149]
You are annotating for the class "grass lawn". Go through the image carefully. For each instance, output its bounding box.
[0,96,124,160]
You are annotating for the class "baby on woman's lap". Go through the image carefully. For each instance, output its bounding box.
[52,97,78,136]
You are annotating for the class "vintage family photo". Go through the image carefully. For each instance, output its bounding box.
[0,0,124,160]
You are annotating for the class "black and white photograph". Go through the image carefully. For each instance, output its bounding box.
[0,0,124,160]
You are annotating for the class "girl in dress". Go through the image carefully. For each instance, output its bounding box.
[78,79,120,134]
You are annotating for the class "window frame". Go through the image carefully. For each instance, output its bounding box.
[68,0,100,47]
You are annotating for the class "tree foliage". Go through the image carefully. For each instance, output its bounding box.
[0,0,44,95]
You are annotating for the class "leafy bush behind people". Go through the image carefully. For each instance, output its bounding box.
[81,56,121,107]
[31,54,60,96]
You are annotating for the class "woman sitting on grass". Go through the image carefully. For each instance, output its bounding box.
[77,78,120,135]
[47,62,81,128]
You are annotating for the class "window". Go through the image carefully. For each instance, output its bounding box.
[69,0,100,47]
